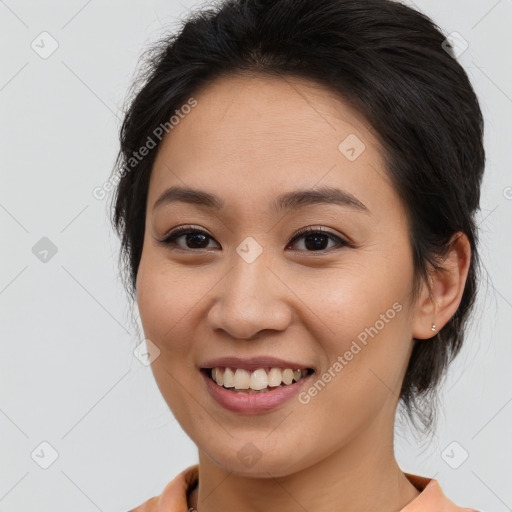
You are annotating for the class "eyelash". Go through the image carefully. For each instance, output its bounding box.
[158,225,350,252]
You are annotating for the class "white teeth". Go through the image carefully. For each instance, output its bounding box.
[267,367,282,387]
[234,368,250,389]
[209,366,311,391]
[249,369,268,390]
[282,368,294,385]
[223,367,235,388]
[213,367,223,386]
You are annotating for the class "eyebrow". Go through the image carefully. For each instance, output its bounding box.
[152,185,370,214]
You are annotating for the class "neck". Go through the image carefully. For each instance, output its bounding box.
[188,411,420,512]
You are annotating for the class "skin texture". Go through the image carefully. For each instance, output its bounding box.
[136,73,471,512]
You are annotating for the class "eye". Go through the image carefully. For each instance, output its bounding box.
[286,226,348,252]
[158,226,219,250]
[157,225,349,252]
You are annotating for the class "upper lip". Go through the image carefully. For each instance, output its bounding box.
[199,356,315,372]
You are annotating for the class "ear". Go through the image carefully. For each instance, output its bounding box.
[412,232,471,340]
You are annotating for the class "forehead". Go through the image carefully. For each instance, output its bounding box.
[148,73,393,215]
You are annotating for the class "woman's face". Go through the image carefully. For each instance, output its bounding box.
[136,73,423,476]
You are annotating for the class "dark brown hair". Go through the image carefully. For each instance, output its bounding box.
[109,0,485,435]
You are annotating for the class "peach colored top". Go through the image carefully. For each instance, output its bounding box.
[129,464,479,512]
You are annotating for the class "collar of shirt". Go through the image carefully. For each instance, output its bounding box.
[129,464,478,512]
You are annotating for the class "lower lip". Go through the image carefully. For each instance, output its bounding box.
[201,370,313,414]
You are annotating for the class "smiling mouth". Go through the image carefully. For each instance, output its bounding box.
[201,367,315,394]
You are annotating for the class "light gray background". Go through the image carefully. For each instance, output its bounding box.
[1,1,511,511]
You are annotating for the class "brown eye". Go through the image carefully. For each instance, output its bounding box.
[158,225,348,253]
[159,227,219,250]
[287,227,348,252]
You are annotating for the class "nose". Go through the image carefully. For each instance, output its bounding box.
[206,252,293,340]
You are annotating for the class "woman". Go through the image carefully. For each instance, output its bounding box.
[110,0,484,510]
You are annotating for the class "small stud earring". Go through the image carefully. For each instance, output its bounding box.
[431,323,437,331]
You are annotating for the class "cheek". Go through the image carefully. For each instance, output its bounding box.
[136,256,204,421]
[293,251,413,398]
[290,253,409,338]
[136,254,203,353]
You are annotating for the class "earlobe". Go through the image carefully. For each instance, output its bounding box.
[411,284,438,340]
[412,232,471,340]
